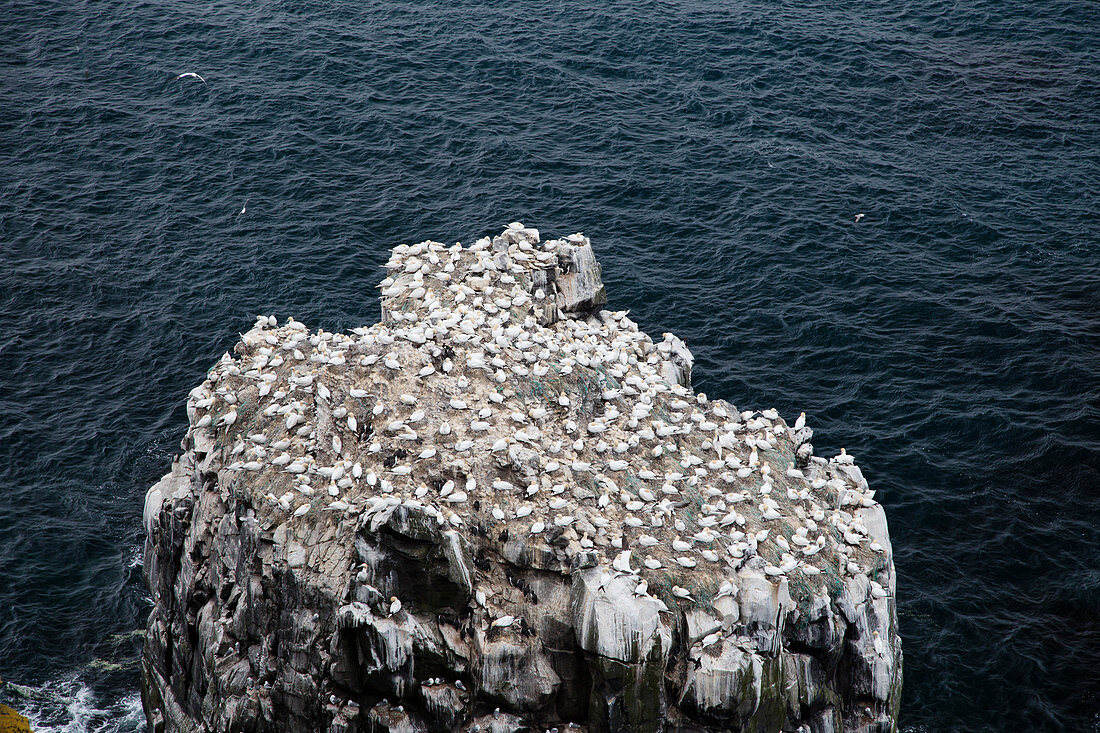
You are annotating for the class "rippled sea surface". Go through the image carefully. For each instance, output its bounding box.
[2,0,1098,730]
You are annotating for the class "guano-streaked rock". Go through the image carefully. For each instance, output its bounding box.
[142,224,902,733]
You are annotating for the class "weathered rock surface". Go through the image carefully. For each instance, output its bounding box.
[0,703,31,733]
[143,224,901,732]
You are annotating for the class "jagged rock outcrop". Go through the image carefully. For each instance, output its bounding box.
[143,224,901,733]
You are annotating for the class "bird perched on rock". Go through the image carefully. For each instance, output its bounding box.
[672,586,694,601]
[612,550,633,574]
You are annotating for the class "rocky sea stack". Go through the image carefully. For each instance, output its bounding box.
[142,225,902,733]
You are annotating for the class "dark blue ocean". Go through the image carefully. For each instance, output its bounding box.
[2,0,1098,730]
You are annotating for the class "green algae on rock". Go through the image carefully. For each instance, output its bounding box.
[0,704,31,733]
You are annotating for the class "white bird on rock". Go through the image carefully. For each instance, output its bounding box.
[671,586,694,601]
[612,550,633,574]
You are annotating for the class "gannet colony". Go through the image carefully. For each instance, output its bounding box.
[142,224,902,733]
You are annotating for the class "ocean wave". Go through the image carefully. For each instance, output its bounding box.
[2,672,145,733]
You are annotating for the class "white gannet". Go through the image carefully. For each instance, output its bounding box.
[173,72,206,83]
[612,550,633,574]
[671,586,694,601]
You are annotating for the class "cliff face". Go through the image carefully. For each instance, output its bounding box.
[142,225,901,733]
